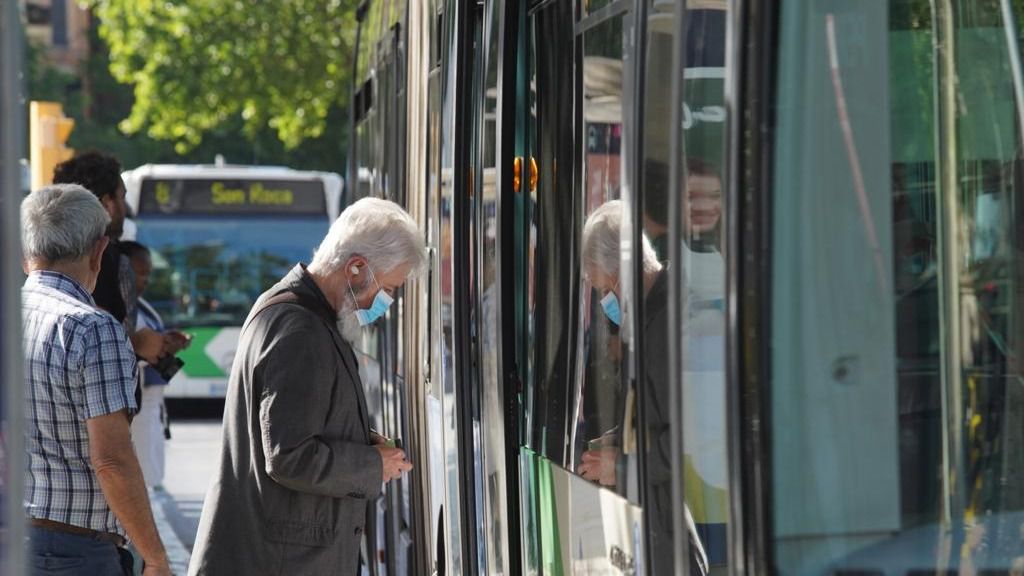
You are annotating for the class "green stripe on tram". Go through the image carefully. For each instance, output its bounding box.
[536,454,564,576]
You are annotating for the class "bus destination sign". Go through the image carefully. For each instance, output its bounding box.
[138,178,328,216]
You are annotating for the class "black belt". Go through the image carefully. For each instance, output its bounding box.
[30,517,127,547]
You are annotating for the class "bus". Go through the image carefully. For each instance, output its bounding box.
[122,164,343,399]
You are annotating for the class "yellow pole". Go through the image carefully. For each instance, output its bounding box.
[29,101,75,190]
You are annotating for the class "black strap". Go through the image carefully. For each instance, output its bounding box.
[242,290,307,333]
[241,289,369,432]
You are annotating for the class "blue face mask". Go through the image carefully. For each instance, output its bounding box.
[600,291,622,326]
[349,266,394,326]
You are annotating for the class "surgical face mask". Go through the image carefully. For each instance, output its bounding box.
[348,265,395,326]
[600,291,622,326]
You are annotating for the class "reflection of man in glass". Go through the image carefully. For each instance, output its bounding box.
[578,200,708,575]
[646,158,729,568]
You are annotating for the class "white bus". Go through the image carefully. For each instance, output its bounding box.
[123,164,343,398]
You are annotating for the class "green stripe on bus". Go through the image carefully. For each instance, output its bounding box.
[177,327,227,378]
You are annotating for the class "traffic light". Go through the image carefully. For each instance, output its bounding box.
[29,101,74,191]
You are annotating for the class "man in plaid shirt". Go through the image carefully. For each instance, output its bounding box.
[52,152,171,402]
[22,185,170,575]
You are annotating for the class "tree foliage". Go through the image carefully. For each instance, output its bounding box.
[83,0,359,153]
[27,21,348,172]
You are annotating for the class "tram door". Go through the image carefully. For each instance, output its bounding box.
[516,1,649,573]
[641,1,731,574]
[467,0,519,574]
[432,1,519,574]
[431,1,493,574]
[748,2,1024,574]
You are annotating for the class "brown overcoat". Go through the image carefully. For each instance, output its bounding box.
[189,264,381,576]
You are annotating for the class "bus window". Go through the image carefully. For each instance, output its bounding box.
[126,170,338,399]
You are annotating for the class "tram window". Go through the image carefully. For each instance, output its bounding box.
[525,0,576,464]
[476,1,508,573]
[635,2,731,573]
[678,5,729,571]
[574,13,634,498]
[581,0,617,18]
[769,2,1024,574]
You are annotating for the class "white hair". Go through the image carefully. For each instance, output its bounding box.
[21,184,110,264]
[582,199,661,278]
[310,197,426,277]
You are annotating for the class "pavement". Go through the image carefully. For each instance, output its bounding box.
[151,487,192,574]
[149,418,223,574]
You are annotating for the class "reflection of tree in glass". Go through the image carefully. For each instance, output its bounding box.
[146,245,179,321]
[256,250,292,289]
[143,243,292,327]
[584,16,623,58]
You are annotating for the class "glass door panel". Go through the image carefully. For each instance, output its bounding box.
[769,2,1024,574]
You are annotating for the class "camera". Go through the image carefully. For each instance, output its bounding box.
[152,354,184,381]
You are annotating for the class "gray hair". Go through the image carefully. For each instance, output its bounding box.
[21,184,110,264]
[310,197,426,277]
[582,199,661,278]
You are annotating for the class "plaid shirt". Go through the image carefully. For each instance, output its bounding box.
[22,271,138,536]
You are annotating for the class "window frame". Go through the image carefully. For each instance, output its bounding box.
[727,0,779,573]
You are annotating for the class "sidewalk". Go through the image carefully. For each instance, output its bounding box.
[151,488,190,574]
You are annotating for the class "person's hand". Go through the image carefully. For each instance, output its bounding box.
[165,330,192,352]
[375,445,412,482]
[370,431,388,446]
[141,559,172,576]
[161,331,191,356]
[133,328,166,364]
[579,447,618,487]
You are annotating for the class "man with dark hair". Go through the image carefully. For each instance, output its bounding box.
[52,151,166,366]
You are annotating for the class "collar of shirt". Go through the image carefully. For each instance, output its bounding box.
[26,270,96,306]
[295,263,339,322]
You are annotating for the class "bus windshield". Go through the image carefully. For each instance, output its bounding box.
[136,215,329,328]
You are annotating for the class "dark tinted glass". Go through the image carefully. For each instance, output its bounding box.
[525,0,578,464]
[574,13,632,498]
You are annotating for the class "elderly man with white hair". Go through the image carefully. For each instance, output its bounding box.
[21,185,171,575]
[189,197,425,576]
[576,199,709,576]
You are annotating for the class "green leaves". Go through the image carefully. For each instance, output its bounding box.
[83,0,359,152]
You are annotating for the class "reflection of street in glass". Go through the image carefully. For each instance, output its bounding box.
[580,199,709,575]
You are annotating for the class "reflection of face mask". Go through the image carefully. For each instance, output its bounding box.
[600,291,622,326]
[348,266,394,326]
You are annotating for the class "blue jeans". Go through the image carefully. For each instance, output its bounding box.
[28,525,133,575]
